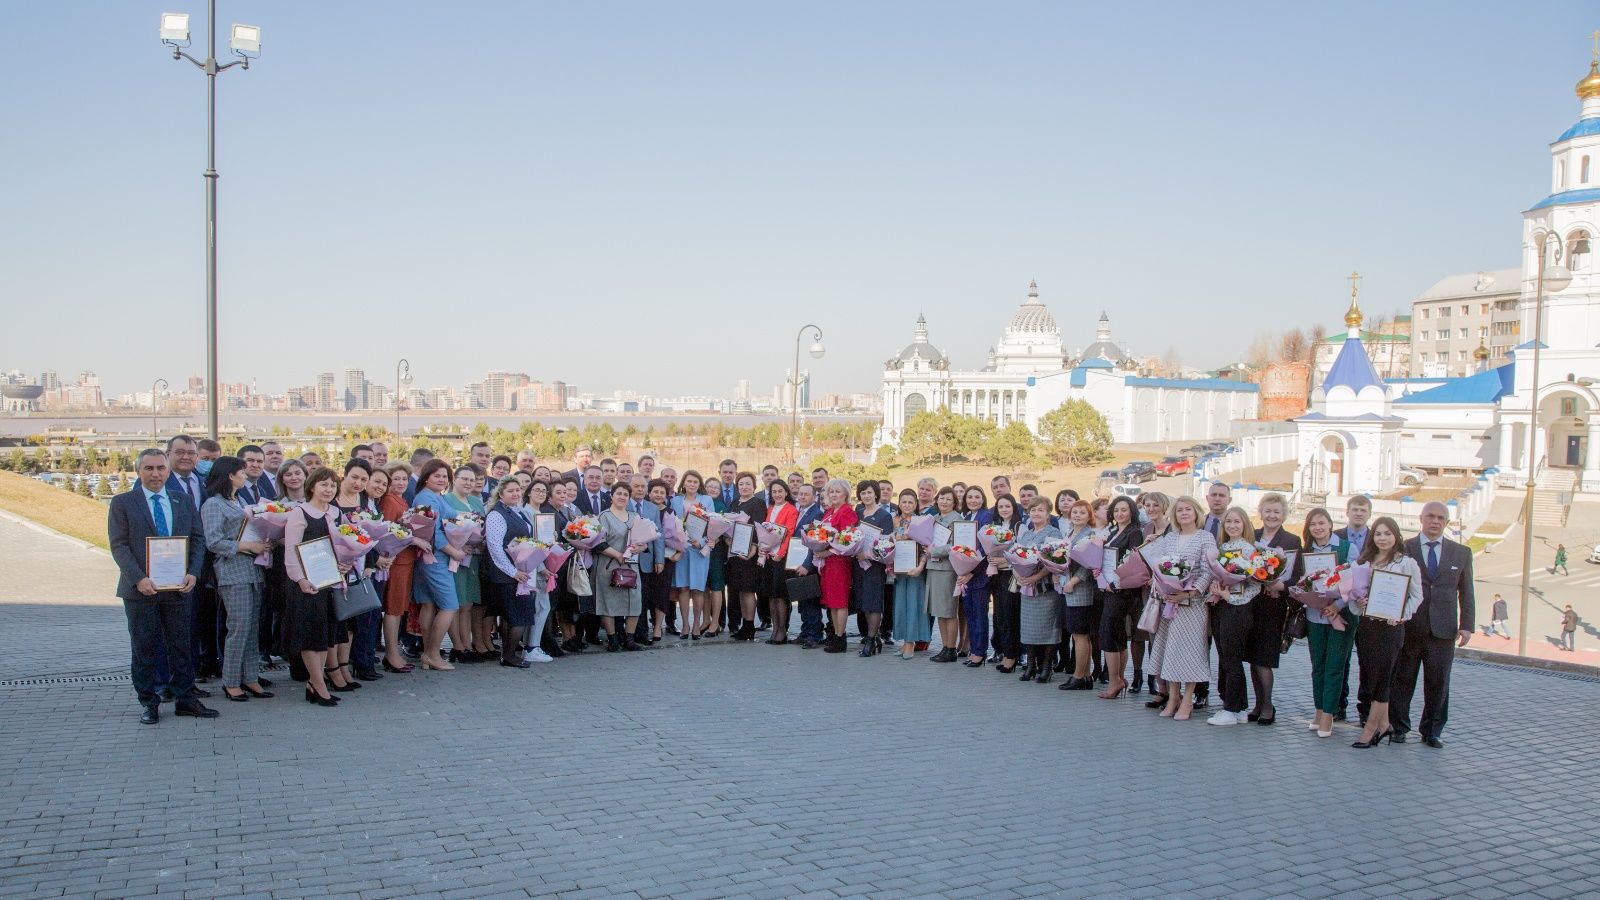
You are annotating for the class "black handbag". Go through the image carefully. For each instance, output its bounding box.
[785,573,822,603]
[1281,604,1308,650]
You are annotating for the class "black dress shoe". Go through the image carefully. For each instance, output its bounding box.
[140,706,159,725]
[1423,736,1444,749]
[241,685,274,698]
[158,687,177,703]
[1390,732,1408,744]
[223,689,249,702]
[189,688,212,699]
[1333,710,1347,722]
[500,659,531,668]
[175,701,219,719]
[354,668,384,681]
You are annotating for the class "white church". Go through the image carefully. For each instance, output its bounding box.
[1295,53,1600,497]
[877,282,1258,447]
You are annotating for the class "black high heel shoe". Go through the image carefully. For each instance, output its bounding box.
[1352,728,1394,749]
[996,660,1017,674]
[304,686,338,707]
[325,667,359,692]
[241,684,274,698]
[1130,669,1144,694]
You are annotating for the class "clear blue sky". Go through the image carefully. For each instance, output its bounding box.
[2,2,1595,398]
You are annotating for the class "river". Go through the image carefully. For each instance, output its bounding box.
[1,412,873,439]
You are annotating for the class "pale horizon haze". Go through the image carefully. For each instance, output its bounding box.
[2,2,1596,398]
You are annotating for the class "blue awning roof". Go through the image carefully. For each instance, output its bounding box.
[1123,376,1257,393]
[1393,363,1515,405]
[1556,117,1600,142]
[1528,187,1600,211]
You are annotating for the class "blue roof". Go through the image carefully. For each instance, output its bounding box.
[1070,369,1087,387]
[1078,358,1115,369]
[1556,117,1600,142]
[1123,376,1257,393]
[1393,362,1515,405]
[1513,339,1548,350]
[1528,187,1600,211]
[1321,337,1384,393]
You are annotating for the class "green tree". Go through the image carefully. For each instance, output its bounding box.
[95,477,113,499]
[77,476,94,497]
[82,446,100,473]
[981,421,1040,473]
[1037,399,1113,467]
[32,446,52,474]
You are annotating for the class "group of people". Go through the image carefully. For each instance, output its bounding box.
[108,438,1475,748]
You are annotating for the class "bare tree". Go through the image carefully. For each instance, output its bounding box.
[1279,329,1308,362]
[1309,323,1327,346]
[1245,331,1276,368]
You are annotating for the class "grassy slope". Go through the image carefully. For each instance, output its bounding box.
[0,471,110,549]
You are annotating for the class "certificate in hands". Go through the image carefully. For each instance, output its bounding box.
[146,536,190,590]
[729,522,755,559]
[1301,552,1337,582]
[857,522,884,547]
[1101,547,1120,588]
[534,513,557,544]
[295,536,343,590]
[933,523,953,549]
[952,521,978,551]
[1364,568,1413,622]
[784,538,809,570]
[683,513,708,543]
[893,540,918,571]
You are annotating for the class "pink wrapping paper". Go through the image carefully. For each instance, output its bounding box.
[906,515,936,547]
[508,542,552,596]
[443,520,482,573]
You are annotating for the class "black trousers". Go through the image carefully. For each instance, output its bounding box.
[123,593,196,708]
[1389,625,1455,739]
[1211,601,1253,713]
[1355,617,1405,717]
[990,579,1021,660]
[193,584,222,674]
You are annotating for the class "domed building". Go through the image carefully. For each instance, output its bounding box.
[878,281,1257,446]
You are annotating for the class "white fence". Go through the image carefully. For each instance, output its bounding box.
[1191,475,1499,541]
[1201,431,1297,481]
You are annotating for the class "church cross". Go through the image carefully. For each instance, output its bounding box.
[1592,29,1599,62]
[1348,270,1361,301]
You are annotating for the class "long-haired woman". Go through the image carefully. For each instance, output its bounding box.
[1349,517,1422,749]
[1144,495,1216,719]
[670,470,713,639]
[1206,506,1260,725]
[1095,495,1143,699]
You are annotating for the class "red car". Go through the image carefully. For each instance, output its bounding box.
[1154,456,1192,476]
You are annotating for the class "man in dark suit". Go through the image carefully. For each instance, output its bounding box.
[162,435,225,680]
[560,445,594,482]
[791,483,827,648]
[1391,501,1474,748]
[718,459,739,507]
[574,466,606,516]
[260,440,284,498]
[108,449,218,725]
[403,448,434,503]
[237,444,274,503]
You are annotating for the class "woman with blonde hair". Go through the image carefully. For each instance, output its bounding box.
[1135,490,1171,699]
[1143,495,1216,720]
[1206,505,1260,725]
[1248,491,1301,726]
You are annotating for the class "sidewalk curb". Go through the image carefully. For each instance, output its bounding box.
[1459,646,1599,678]
[0,508,109,556]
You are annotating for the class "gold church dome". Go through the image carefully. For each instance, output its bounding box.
[1579,61,1600,100]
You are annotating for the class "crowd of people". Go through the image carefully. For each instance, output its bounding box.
[107,437,1475,748]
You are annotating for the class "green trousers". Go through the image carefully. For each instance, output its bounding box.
[1307,612,1357,715]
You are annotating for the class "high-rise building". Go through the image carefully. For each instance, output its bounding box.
[315,372,337,411]
[481,370,508,410]
[735,379,750,401]
[38,370,60,390]
[343,368,367,410]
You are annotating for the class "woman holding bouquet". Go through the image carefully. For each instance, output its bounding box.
[642,479,675,644]
[670,470,713,640]
[1094,496,1141,699]
[200,457,273,703]
[956,487,993,667]
[923,487,962,661]
[1247,492,1301,726]
[1057,500,1099,690]
[983,491,1023,671]
[1134,492,1171,694]
[595,482,645,651]
[484,478,543,668]
[1014,498,1064,683]
[441,465,487,662]
[725,472,768,641]
[1206,506,1261,725]
[890,489,930,659]
[851,481,894,657]
[702,476,729,638]
[1144,495,1216,719]
[1300,507,1353,737]
[283,468,348,706]
[260,459,308,671]
[378,462,417,674]
[411,459,463,672]
[761,479,799,645]
[814,478,859,654]
[1349,517,1422,749]
[332,460,387,688]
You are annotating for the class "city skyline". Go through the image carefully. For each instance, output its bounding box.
[3,4,1595,398]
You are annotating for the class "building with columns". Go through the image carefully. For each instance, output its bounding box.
[878,281,1256,446]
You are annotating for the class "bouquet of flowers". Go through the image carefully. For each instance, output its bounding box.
[333,523,374,570]
[243,500,294,566]
[1151,557,1194,617]
[661,514,688,554]
[1246,546,1289,584]
[705,512,736,544]
[978,523,1016,575]
[1207,545,1254,592]
[542,543,574,577]
[829,526,867,558]
[627,517,661,560]
[1004,545,1043,595]
[947,545,985,596]
[755,522,787,563]
[443,512,485,572]
[562,515,606,566]
[1037,541,1074,576]
[369,522,413,581]
[1336,562,1374,617]
[906,514,937,548]
[344,506,384,530]
[1070,537,1106,571]
[801,521,838,553]
[402,504,440,565]
[861,535,896,570]
[507,537,554,596]
[1291,562,1350,630]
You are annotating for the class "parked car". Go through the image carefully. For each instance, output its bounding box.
[1120,461,1157,483]
[1398,466,1426,486]
[1093,470,1122,499]
[1202,441,1234,453]
[1154,456,1192,477]
[1180,444,1208,457]
[1112,482,1146,500]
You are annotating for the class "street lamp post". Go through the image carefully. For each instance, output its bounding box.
[150,378,169,441]
[789,325,825,464]
[1517,232,1572,658]
[395,359,412,440]
[160,5,260,442]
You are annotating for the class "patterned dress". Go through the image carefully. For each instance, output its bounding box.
[1145,529,1218,683]
[1017,525,1063,644]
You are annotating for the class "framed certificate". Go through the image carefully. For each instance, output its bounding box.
[683,513,708,543]
[1101,547,1119,584]
[146,536,190,591]
[234,516,268,544]
[933,523,952,548]
[1365,569,1412,622]
[729,522,755,559]
[294,536,343,590]
[893,540,919,571]
[1301,552,1337,586]
[952,521,977,551]
[857,522,884,547]
[784,538,809,570]
[533,513,557,544]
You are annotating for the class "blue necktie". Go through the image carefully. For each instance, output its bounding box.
[1426,541,1439,578]
[150,494,170,537]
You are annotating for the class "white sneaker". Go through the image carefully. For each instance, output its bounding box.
[1207,710,1239,726]
[523,648,553,664]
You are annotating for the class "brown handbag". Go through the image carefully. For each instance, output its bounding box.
[609,565,639,589]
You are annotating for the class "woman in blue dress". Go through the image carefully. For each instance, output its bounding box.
[410,459,463,671]
[670,470,713,639]
[701,476,729,637]
[890,489,930,659]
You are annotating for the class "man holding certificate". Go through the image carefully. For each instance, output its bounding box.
[107,448,216,725]
[1391,501,1475,749]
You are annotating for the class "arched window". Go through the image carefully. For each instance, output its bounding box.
[1584,156,1592,184]
[1558,159,1567,190]
[1569,230,1592,271]
[903,392,927,422]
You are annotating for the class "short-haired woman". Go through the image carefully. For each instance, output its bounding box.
[1014,497,1063,683]
[1206,506,1260,725]
[924,487,962,662]
[1057,500,1099,690]
[814,477,859,653]
[852,480,894,656]
[1247,492,1301,726]
[200,457,272,702]
[594,482,645,651]
[377,462,416,673]
[890,488,930,659]
[283,467,347,706]
[411,458,462,671]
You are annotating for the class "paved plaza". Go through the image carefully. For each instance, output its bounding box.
[1,514,1597,900]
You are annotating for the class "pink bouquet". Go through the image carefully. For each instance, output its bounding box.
[1151,557,1194,615]
[507,538,554,596]
[756,522,787,563]
[402,505,439,565]
[1246,545,1290,584]
[333,524,374,570]
[369,522,413,582]
[562,514,606,566]
[860,535,896,570]
[705,513,736,544]
[443,512,485,573]
[1069,538,1105,571]
[1291,563,1350,629]
[1336,563,1372,604]
[244,500,294,567]
[1113,549,1152,590]
[906,514,937,548]
[1207,548,1253,590]
[1004,546,1043,595]
[661,514,688,553]
[978,523,1016,575]
[1037,542,1074,576]
[829,527,867,558]
[947,546,985,596]
[800,521,838,553]
[542,543,574,576]
[628,517,661,554]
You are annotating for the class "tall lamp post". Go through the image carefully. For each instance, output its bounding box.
[159,6,261,442]
[789,325,825,464]
[395,359,412,440]
[1517,232,1572,658]
[150,378,169,441]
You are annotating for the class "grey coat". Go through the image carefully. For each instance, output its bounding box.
[201,496,265,588]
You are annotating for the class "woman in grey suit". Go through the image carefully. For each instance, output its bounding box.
[200,457,274,702]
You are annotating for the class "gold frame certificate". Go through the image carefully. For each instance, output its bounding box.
[1365,568,1412,622]
[893,540,919,571]
[952,521,978,551]
[145,536,190,591]
[1301,552,1337,588]
[729,523,755,559]
[295,536,343,590]
[534,513,557,544]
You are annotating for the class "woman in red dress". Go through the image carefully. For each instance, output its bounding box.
[813,477,858,654]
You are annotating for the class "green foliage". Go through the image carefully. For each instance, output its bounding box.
[981,421,1040,473]
[32,447,52,473]
[897,408,995,466]
[95,477,113,499]
[806,452,889,485]
[1037,399,1113,467]
[76,477,94,498]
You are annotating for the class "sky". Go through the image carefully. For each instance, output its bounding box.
[2,1,1597,400]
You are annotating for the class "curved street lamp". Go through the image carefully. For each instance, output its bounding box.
[395,358,412,439]
[790,325,825,464]
[1517,231,1572,657]
[150,378,169,442]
